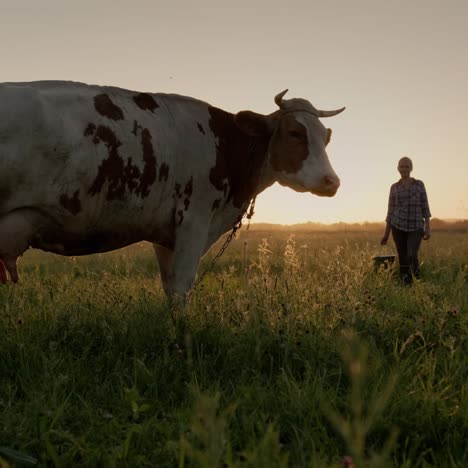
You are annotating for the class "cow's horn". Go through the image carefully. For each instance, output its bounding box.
[317,107,346,118]
[274,89,288,108]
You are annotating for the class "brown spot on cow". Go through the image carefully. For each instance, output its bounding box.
[197,123,205,135]
[123,158,141,193]
[212,198,221,212]
[208,106,269,208]
[183,177,193,198]
[85,125,155,200]
[84,123,96,136]
[132,120,143,136]
[182,177,193,211]
[59,190,82,215]
[270,115,308,173]
[133,93,159,112]
[94,94,124,120]
[137,129,157,197]
[174,183,182,198]
[177,209,184,225]
[159,163,170,182]
[88,125,129,199]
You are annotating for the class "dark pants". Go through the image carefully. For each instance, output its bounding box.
[391,226,424,284]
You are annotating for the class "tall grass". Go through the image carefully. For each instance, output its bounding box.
[0,230,466,467]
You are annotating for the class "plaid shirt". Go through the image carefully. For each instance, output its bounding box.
[386,178,431,231]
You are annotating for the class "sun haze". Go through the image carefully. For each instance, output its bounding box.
[2,0,467,224]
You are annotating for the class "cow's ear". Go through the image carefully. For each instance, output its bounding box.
[235,111,271,136]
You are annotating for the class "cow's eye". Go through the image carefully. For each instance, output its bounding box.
[289,130,303,139]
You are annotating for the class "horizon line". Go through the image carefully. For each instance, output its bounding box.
[250,218,467,227]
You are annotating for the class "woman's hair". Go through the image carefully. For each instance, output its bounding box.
[398,156,413,170]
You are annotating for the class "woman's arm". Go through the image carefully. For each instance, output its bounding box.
[381,221,392,245]
[420,181,431,240]
[424,217,431,240]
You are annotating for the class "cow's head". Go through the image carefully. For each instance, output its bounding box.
[235,90,344,197]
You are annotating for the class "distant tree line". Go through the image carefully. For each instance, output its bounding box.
[249,218,468,233]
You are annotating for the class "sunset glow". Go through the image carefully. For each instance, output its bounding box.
[2,0,467,224]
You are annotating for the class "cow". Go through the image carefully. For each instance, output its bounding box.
[0,81,344,296]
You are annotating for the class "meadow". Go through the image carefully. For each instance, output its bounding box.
[0,227,466,467]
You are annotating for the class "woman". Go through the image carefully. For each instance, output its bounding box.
[381,156,431,283]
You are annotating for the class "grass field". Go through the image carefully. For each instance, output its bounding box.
[0,228,466,467]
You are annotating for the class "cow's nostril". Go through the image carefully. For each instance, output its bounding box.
[323,175,339,187]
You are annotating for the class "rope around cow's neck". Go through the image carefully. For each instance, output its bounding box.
[192,195,257,289]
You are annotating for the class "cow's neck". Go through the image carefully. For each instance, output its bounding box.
[207,106,272,213]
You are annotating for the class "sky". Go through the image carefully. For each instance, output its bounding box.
[2,0,467,224]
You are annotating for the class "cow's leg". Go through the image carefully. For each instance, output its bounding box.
[0,209,41,283]
[166,221,209,298]
[1,255,19,283]
[153,244,174,296]
[170,245,205,297]
[153,242,191,336]
[0,260,7,284]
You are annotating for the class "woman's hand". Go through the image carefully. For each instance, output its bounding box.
[381,223,391,245]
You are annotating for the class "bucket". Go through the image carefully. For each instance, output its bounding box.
[373,255,395,269]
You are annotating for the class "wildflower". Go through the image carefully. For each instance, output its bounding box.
[342,455,354,467]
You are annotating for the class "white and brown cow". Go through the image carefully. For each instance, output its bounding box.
[0,81,344,296]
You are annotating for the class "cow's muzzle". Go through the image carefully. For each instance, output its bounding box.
[311,174,340,197]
